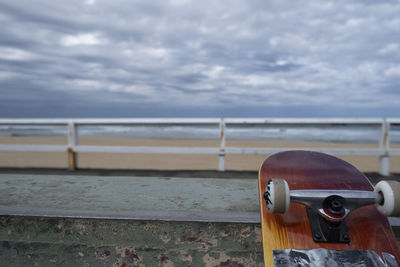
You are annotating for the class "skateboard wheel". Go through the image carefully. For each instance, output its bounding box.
[374,180,400,216]
[265,179,290,213]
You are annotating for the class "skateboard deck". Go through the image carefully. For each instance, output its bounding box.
[258,151,400,266]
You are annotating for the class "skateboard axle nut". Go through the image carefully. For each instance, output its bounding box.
[330,200,342,211]
[324,196,345,216]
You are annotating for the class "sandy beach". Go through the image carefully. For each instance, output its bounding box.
[0,136,399,173]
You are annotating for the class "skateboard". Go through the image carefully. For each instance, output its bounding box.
[258,151,400,266]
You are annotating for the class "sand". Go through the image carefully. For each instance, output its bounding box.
[0,136,399,173]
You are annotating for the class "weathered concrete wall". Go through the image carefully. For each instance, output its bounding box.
[0,216,263,266]
[1,218,399,266]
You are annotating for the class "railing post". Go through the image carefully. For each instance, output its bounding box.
[379,119,390,176]
[67,121,78,171]
[218,118,226,171]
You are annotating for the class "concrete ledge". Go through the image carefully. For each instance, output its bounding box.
[1,205,399,227]
[0,206,260,223]
[389,217,400,227]
[0,174,399,226]
[0,174,259,223]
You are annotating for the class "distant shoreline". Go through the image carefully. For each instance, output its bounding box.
[1,124,399,144]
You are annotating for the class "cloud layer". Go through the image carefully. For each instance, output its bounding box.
[0,0,399,117]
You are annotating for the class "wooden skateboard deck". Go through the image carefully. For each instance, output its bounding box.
[258,151,400,266]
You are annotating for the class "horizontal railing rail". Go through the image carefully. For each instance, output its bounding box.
[0,118,399,175]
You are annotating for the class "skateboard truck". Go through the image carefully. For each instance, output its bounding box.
[264,179,400,243]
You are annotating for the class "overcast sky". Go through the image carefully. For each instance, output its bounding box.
[0,0,399,118]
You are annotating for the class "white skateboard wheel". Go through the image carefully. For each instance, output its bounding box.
[374,180,400,216]
[265,179,290,213]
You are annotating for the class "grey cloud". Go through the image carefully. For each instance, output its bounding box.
[174,73,208,84]
[0,2,86,34]
[0,0,400,117]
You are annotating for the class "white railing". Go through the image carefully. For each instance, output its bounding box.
[0,118,399,175]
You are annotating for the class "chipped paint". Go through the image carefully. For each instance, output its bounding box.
[0,216,264,266]
[160,231,171,244]
[179,252,192,263]
[159,253,175,267]
[254,226,262,243]
[240,226,252,238]
[203,251,262,267]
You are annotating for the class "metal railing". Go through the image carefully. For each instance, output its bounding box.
[0,118,399,175]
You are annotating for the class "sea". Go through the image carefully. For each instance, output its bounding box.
[0,124,399,144]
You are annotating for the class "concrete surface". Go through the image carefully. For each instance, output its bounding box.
[0,172,399,266]
[0,174,264,266]
[0,216,263,266]
[0,174,259,223]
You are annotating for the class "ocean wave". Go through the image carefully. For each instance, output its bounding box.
[0,125,398,144]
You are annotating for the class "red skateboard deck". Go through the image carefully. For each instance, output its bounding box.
[258,151,400,266]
